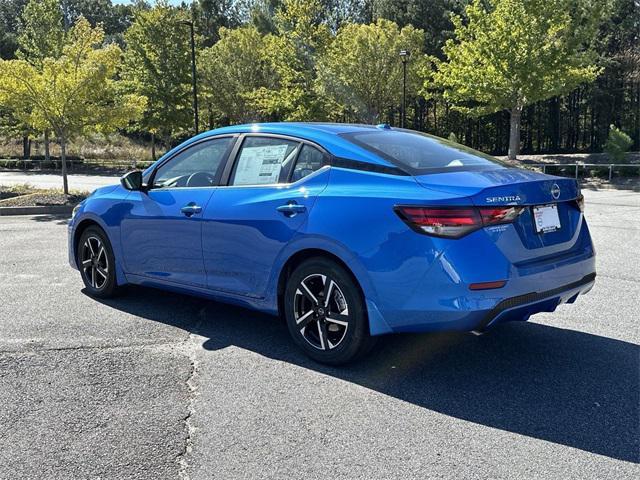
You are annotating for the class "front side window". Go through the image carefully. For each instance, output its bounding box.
[230,137,300,186]
[152,137,234,188]
[341,130,507,174]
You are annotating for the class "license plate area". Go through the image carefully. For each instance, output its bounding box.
[532,204,561,233]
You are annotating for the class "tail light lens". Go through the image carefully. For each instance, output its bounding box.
[395,205,524,238]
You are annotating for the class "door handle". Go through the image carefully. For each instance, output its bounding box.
[277,201,306,217]
[181,202,202,217]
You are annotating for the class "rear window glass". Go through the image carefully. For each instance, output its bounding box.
[341,130,507,174]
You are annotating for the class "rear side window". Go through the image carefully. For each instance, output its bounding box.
[291,145,326,182]
[230,137,300,186]
[341,130,507,174]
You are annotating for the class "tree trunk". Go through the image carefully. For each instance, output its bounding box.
[60,135,69,195]
[536,102,542,153]
[551,97,560,151]
[508,106,523,160]
[22,136,31,160]
[44,130,51,163]
[151,133,156,161]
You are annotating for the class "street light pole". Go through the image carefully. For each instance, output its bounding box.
[399,50,410,129]
[180,20,199,135]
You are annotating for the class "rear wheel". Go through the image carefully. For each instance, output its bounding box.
[284,257,374,365]
[77,226,118,298]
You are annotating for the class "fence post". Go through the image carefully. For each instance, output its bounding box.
[542,164,546,174]
[575,164,579,179]
[609,165,613,181]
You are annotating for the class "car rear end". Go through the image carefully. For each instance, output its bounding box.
[338,128,596,333]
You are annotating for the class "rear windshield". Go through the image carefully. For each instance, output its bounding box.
[341,129,507,174]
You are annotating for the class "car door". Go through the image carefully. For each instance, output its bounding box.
[120,136,236,287]
[202,135,330,297]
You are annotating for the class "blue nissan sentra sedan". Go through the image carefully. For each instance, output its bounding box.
[69,123,596,364]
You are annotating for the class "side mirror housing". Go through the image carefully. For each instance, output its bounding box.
[121,170,144,191]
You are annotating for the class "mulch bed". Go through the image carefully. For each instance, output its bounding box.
[0,191,86,207]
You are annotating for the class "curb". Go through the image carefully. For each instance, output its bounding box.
[0,205,74,216]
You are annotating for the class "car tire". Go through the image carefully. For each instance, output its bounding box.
[284,257,375,365]
[77,226,119,298]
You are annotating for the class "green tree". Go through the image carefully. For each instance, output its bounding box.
[604,124,633,161]
[0,18,145,194]
[431,0,601,159]
[17,0,66,161]
[199,26,274,124]
[17,0,64,65]
[249,0,331,121]
[0,0,28,59]
[372,0,460,56]
[192,0,242,46]
[249,0,281,35]
[122,2,193,153]
[317,19,426,122]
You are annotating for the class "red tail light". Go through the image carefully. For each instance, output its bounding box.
[395,205,524,238]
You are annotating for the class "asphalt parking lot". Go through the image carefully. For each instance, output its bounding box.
[0,188,638,479]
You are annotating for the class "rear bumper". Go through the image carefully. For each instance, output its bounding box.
[476,272,595,331]
[367,220,596,334]
[372,267,596,335]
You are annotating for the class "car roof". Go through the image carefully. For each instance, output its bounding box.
[211,122,381,136]
[167,122,396,168]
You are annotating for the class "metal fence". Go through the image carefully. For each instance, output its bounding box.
[528,163,640,180]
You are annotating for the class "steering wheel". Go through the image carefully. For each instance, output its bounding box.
[186,171,216,187]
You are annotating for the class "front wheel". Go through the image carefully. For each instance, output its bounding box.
[77,226,119,298]
[284,257,374,365]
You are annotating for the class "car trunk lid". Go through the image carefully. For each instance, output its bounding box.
[414,168,583,261]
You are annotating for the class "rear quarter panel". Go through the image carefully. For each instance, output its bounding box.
[276,167,469,328]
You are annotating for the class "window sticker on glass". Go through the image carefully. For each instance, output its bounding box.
[234,144,289,185]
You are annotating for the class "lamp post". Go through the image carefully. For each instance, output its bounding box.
[179,20,199,135]
[399,49,410,129]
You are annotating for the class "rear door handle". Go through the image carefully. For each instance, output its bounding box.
[277,202,306,217]
[181,202,202,217]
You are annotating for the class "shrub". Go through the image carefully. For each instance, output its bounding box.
[448,132,459,143]
[604,124,633,163]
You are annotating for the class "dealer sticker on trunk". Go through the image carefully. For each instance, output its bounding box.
[533,204,561,233]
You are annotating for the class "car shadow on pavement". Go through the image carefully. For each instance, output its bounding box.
[29,214,70,225]
[92,285,639,464]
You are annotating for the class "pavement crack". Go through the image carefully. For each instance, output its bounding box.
[177,313,205,480]
[0,339,189,355]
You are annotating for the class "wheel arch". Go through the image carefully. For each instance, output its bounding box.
[72,215,127,286]
[73,218,103,268]
[276,248,365,320]
[275,247,393,336]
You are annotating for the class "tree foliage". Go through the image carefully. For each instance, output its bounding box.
[17,0,65,65]
[192,0,242,46]
[0,0,637,158]
[199,26,274,124]
[372,0,459,56]
[121,1,193,144]
[604,124,633,161]
[431,0,603,158]
[245,0,331,120]
[318,19,426,122]
[0,18,145,192]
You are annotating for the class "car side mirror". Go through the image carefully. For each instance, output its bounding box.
[121,170,144,191]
